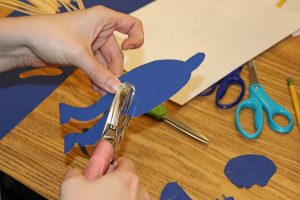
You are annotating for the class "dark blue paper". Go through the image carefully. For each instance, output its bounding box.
[60,53,205,153]
[160,182,191,200]
[0,0,153,139]
[0,67,73,139]
[9,0,153,16]
[224,154,276,188]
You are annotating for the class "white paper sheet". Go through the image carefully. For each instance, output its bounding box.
[292,29,300,37]
[264,0,300,36]
[283,0,300,36]
[121,0,300,105]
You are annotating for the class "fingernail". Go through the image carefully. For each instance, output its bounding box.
[126,45,135,50]
[84,157,105,181]
[84,141,114,181]
[106,78,121,93]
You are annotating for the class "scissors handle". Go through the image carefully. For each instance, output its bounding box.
[235,90,264,139]
[252,84,294,133]
[198,82,219,96]
[236,83,294,139]
[216,71,246,109]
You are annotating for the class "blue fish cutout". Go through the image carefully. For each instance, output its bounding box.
[0,0,153,139]
[160,182,191,200]
[60,53,205,153]
[224,154,276,188]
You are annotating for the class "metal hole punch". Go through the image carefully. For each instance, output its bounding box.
[101,82,135,160]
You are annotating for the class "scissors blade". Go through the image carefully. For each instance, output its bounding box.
[248,60,259,84]
[162,113,209,144]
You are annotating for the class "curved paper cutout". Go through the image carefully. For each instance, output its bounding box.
[64,112,109,152]
[224,154,276,188]
[160,182,191,200]
[61,53,205,153]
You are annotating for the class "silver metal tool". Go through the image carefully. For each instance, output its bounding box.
[163,112,209,144]
[102,82,135,160]
[148,105,209,144]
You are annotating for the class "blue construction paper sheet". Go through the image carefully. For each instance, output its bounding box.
[0,0,153,139]
[0,67,73,139]
[9,0,153,16]
[224,154,276,188]
[160,182,191,200]
[60,53,205,153]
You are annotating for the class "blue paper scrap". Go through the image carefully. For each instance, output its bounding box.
[0,0,153,139]
[224,154,276,188]
[60,53,205,153]
[160,182,191,200]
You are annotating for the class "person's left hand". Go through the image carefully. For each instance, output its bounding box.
[0,6,144,94]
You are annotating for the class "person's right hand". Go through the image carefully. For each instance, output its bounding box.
[60,141,151,200]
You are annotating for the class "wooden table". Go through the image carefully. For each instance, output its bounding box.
[1,7,300,200]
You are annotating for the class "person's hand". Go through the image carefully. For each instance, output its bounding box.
[0,6,144,94]
[60,141,150,200]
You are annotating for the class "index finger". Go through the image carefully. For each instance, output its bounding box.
[104,9,144,50]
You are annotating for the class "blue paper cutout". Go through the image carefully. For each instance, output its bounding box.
[160,182,191,200]
[224,154,276,188]
[60,53,205,153]
[0,0,153,139]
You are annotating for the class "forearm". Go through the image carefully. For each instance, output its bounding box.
[0,17,32,72]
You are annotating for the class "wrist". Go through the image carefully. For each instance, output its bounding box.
[0,17,32,72]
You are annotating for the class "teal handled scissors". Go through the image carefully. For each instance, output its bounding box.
[235,60,293,139]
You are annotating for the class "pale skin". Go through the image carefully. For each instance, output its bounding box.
[0,6,150,200]
[62,141,150,200]
[0,5,142,94]
[62,158,146,199]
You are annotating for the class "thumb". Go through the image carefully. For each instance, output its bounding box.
[83,141,114,181]
[74,48,121,93]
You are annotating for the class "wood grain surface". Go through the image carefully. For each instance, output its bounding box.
[1,7,300,200]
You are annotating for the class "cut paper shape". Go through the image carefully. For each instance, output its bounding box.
[0,0,153,139]
[160,182,191,200]
[224,154,276,188]
[60,53,205,153]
